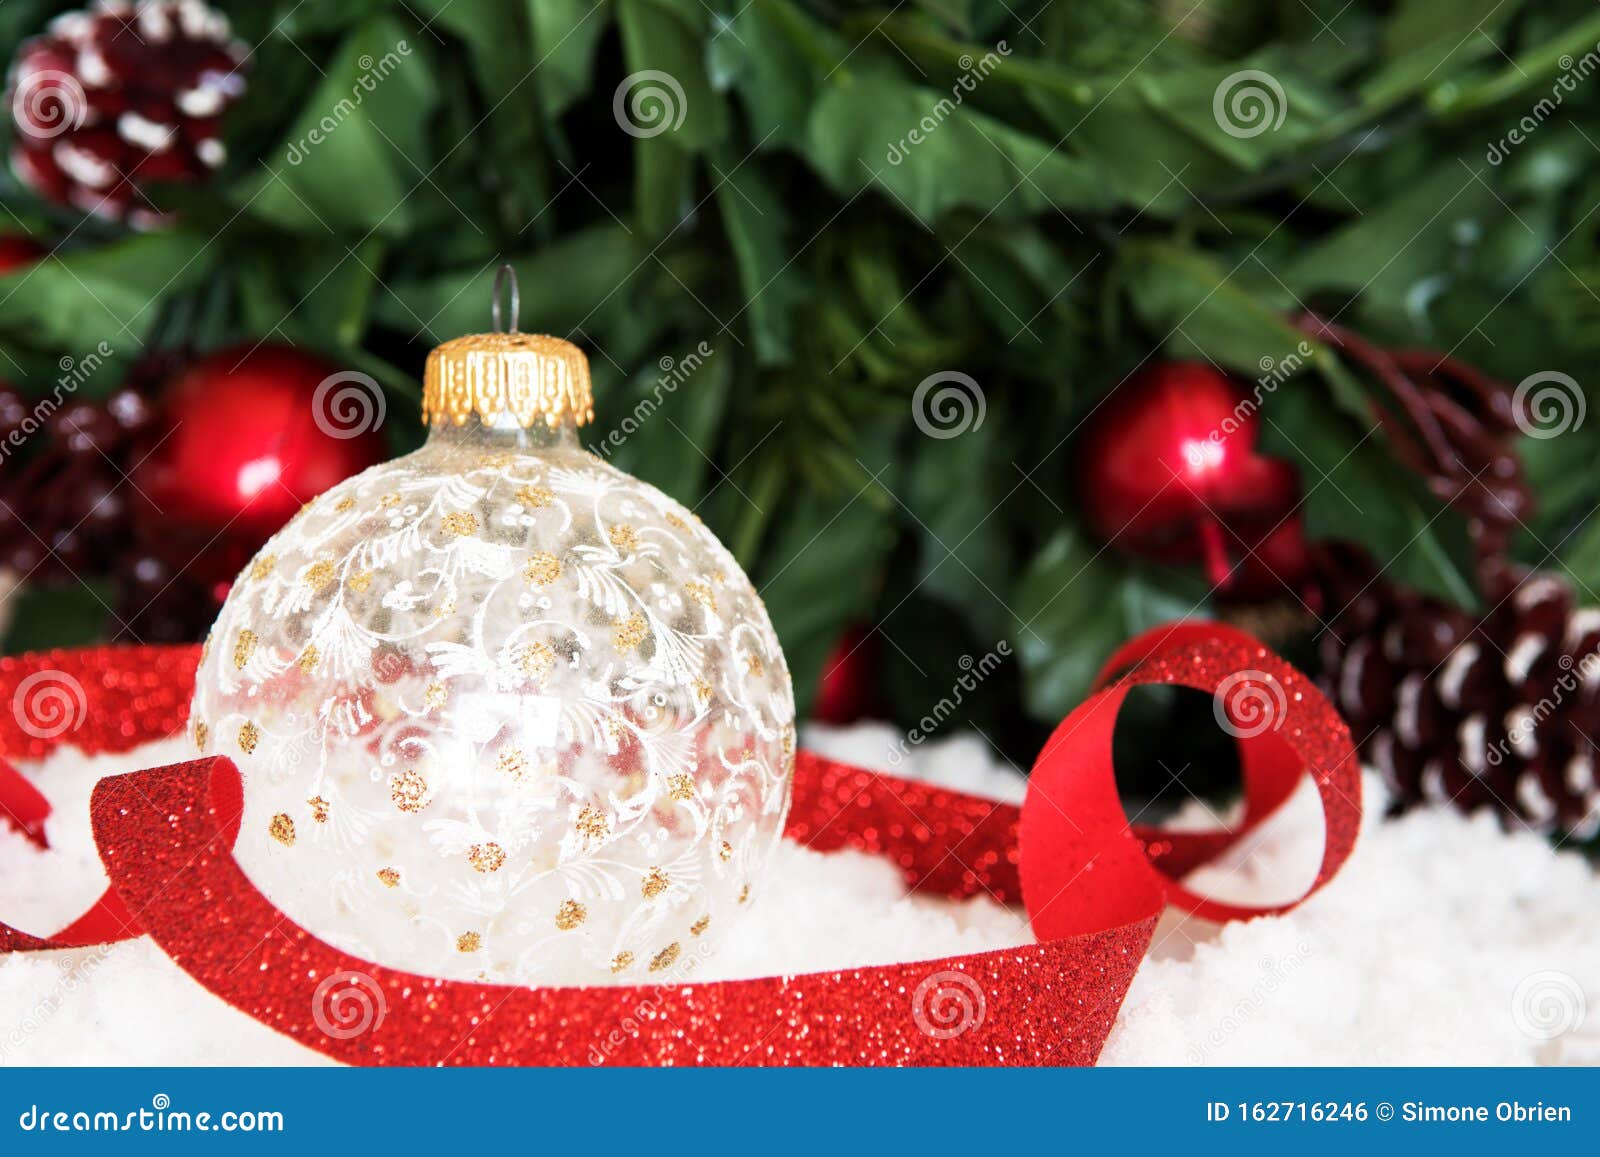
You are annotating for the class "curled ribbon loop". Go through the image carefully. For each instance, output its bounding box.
[0,625,1359,1065]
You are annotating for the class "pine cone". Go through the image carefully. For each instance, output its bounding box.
[1321,549,1600,840]
[6,0,246,228]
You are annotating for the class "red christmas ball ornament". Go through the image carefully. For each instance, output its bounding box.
[6,0,247,227]
[1077,361,1309,599]
[0,234,44,272]
[134,344,388,544]
[812,624,880,725]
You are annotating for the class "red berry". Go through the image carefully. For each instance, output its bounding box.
[1077,361,1308,601]
[133,344,387,541]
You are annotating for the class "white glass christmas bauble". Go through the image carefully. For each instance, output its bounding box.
[189,325,795,986]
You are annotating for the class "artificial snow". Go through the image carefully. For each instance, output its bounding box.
[1,726,1596,1065]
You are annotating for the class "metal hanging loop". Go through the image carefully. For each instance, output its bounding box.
[491,263,521,334]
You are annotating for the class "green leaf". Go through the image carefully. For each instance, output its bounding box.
[1009,527,1123,719]
[712,0,833,150]
[1259,387,1478,608]
[528,0,614,119]
[805,72,1115,223]
[714,153,804,364]
[1139,58,1342,172]
[376,225,638,339]
[1283,163,1499,318]
[757,476,896,717]
[1121,241,1326,375]
[2,581,116,654]
[902,417,1013,641]
[243,17,439,236]
[0,232,210,354]
[616,0,729,152]
[590,341,731,503]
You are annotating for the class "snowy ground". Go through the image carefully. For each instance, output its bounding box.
[2,724,1596,1066]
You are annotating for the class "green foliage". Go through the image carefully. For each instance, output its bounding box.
[4,0,1600,759]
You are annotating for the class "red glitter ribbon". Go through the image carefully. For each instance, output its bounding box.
[1,626,1359,1065]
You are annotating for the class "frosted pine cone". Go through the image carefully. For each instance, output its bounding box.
[1321,552,1600,841]
[6,0,246,228]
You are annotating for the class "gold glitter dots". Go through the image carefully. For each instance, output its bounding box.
[376,867,400,888]
[666,774,695,802]
[610,951,634,974]
[613,612,648,652]
[690,915,710,937]
[745,653,765,677]
[692,677,712,704]
[719,840,733,863]
[555,900,586,930]
[738,884,751,904]
[233,629,257,670]
[641,867,669,900]
[685,581,716,611]
[334,496,356,513]
[268,813,295,847]
[608,523,638,551]
[379,492,401,509]
[296,646,320,673]
[303,560,336,592]
[495,747,529,780]
[468,842,505,873]
[649,943,681,972]
[520,641,554,684]
[664,513,686,530]
[390,769,430,813]
[456,932,481,953]
[193,720,208,751]
[516,484,553,509]
[441,512,478,537]
[347,571,374,593]
[249,555,276,581]
[237,721,260,754]
[424,681,448,710]
[308,795,330,823]
[523,551,561,585]
[576,806,609,842]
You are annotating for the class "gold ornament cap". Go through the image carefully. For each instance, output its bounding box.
[421,266,595,430]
